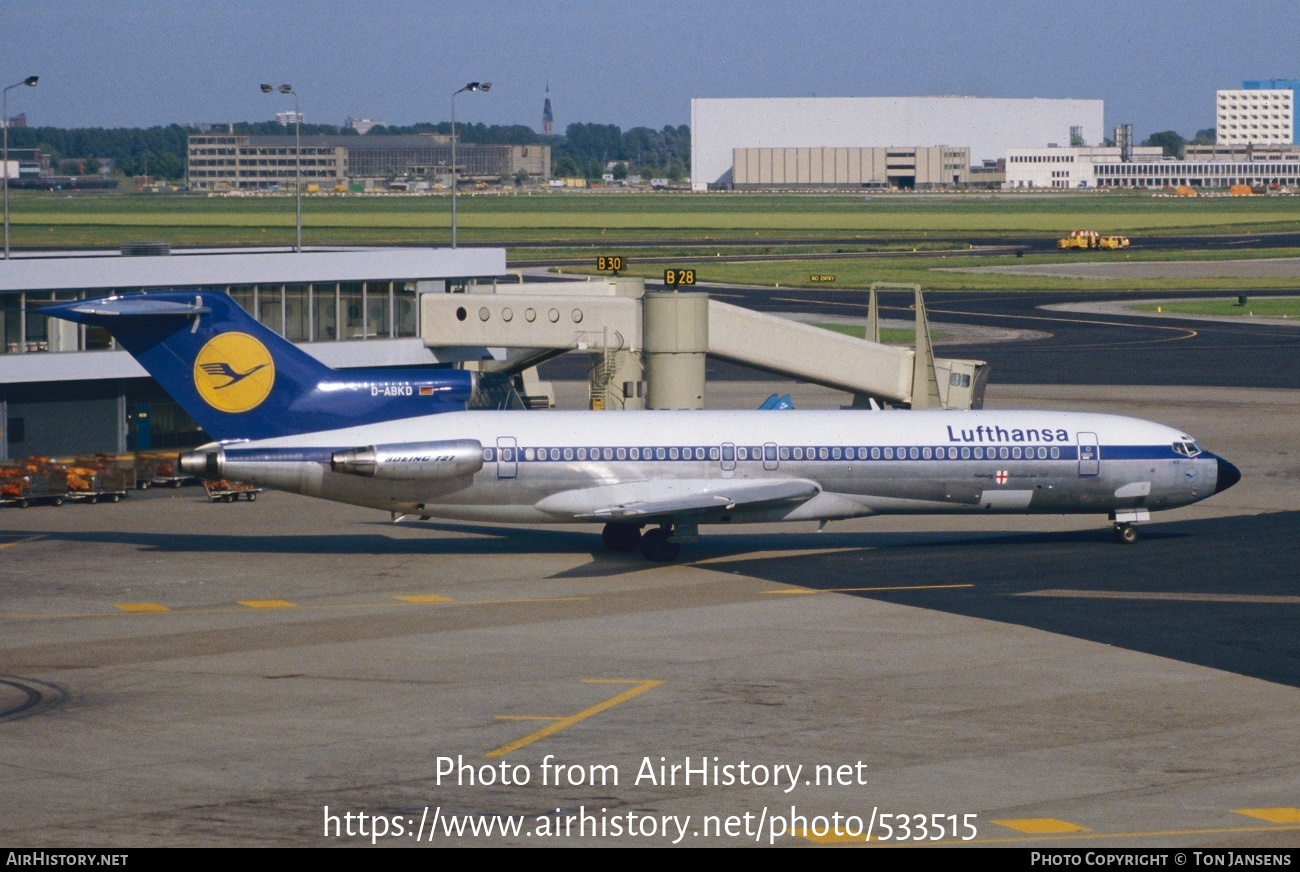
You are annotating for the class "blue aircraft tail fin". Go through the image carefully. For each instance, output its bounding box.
[758,393,794,410]
[44,291,475,441]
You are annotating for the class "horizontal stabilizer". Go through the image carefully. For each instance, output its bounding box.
[43,298,211,319]
[535,477,820,521]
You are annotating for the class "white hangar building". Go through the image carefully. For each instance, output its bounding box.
[690,96,1104,190]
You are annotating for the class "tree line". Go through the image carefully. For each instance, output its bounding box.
[1139,128,1216,157]
[7,119,1228,182]
[5,120,692,182]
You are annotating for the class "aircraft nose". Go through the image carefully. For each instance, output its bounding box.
[1214,457,1241,494]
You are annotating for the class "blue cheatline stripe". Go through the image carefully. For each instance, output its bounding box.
[481,444,1184,464]
[219,444,1186,466]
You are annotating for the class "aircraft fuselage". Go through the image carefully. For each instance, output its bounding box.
[190,408,1227,526]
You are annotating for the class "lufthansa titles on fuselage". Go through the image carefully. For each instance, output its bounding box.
[945,425,1070,443]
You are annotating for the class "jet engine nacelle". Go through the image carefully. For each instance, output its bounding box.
[330,440,485,480]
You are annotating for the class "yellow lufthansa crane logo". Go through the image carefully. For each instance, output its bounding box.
[193,333,275,413]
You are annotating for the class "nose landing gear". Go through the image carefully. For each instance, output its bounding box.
[1109,509,1148,545]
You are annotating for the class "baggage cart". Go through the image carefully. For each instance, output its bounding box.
[0,469,69,508]
[203,479,262,503]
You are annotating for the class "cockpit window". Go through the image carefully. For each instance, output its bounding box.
[1172,440,1202,458]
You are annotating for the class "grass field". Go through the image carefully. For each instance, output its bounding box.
[8,190,1300,250]
[1133,298,1300,317]
[7,191,1300,294]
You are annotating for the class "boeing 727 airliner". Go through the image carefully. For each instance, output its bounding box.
[46,292,1240,561]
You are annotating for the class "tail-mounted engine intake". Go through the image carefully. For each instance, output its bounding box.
[179,446,223,479]
[331,440,484,480]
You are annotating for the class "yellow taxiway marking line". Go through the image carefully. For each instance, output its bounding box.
[1236,807,1300,823]
[485,679,663,759]
[801,823,1300,846]
[764,583,973,595]
[114,602,171,613]
[238,599,297,609]
[0,534,44,550]
[462,596,588,606]
[1018,589,1300,604]
[394,594,455,603]
[0,595,589,621]
[992,817,1090,834]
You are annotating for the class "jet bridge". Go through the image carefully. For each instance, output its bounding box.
[419,277,986,410]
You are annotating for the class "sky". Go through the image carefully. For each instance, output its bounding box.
[4,0,1299,141]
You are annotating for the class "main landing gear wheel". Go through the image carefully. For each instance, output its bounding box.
[601,522,643,553]
[1113,523,1138,544]
[639,527,680,562]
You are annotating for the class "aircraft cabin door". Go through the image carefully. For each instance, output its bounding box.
[1077,432,1099,477]
[720,442,736,472]
[763,442,779,471]
[496,436,518,479]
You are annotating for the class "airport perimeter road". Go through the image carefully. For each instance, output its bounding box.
[0,385,1296,847]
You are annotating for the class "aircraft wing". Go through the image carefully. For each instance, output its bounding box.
[534,478,820,521]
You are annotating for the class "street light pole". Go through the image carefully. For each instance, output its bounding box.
[450,81,490,249]
[3,75,38,260]
[261,83,302,252]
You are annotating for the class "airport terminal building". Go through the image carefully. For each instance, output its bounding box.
[0,247,506,459]
[1005,146,1164,189]
[690,96,1104,190]
[1004,145,1300,190]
